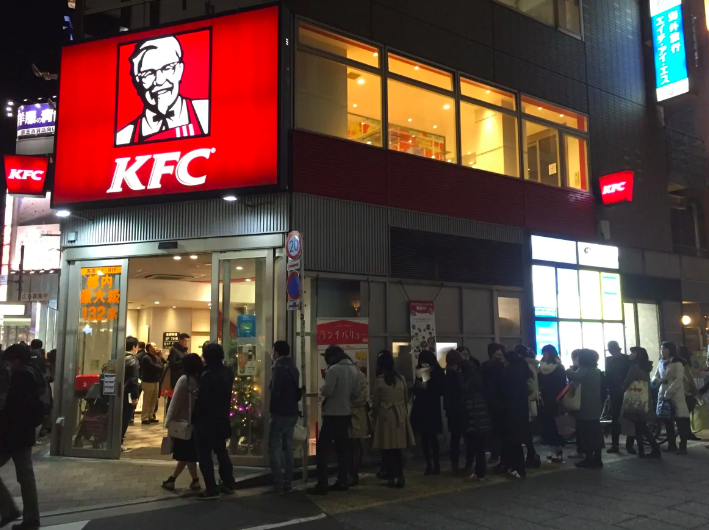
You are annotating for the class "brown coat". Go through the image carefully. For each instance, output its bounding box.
[371,374,415,450]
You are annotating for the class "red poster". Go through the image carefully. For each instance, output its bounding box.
[316,319,369,349]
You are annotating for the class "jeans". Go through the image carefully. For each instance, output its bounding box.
[268,415,298,490]
[316,415,351,488]
[0,449,39,523]
[449,429,473,469]
[121,401,135,443]
[194,426,235,494]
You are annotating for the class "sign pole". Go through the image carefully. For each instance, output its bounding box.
[300,306,308,485]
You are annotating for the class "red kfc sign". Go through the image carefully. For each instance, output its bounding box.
[599,171,634,205]
[53,6,279,208]
[3,155,49,196]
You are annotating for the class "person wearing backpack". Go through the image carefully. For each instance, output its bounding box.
[0,343,44,530]
[268,340,301,494]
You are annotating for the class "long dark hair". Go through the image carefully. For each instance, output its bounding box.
[630,347,651,373]
[417,349,442,374]
[183,353,204,379]
[377,350,401,387]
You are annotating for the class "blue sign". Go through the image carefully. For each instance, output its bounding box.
[237,314,256,338]
[535,320,559,357]
[286,271,301,300]
[17,103,56,138]
[651,0,689,102]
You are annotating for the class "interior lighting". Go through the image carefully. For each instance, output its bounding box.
[443,104,450,110]
[414,66,419,70]
[357,78,365,85]
[189,255,198,260]
[538,106,543,110]
[373,52,378,57]
[560,114,564,117]
[352,103,358,108]
[432,125,437,129]
[173,256,182,261]
[408,118,412,122]
[223,195,237,201]
[245,278,252,282]
[154,301,160,304]
[56,210,71,217]
[236,266,243,270]
[682,315,692,326]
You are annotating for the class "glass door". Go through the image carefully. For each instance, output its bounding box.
[210,250,273,463]
[61,259,128,459]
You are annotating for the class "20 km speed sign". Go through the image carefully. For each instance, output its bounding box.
[286,231,302,261]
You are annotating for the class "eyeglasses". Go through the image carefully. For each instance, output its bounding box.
[136,62,180,87]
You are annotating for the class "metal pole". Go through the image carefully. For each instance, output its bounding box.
[18,244,24,302]
[300,305,308,484]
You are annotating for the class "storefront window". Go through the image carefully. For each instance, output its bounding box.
[298,22,380,68]
[565,135,588,190]
[388,53,452,90]
[498,296,521,336]
[461,101,518,177]
[523,120,560,187]
[388,79,456,162]
[296,51,382,146]
[460,78,516,110]
[522,96,587,132]
[557,268,580,319]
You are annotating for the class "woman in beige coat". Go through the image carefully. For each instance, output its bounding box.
[371,350,415,488]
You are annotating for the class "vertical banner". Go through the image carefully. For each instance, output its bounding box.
[410,301,436,370]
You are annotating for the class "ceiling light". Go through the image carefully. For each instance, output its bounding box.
[5,108,11,112]
[366,141,372,145]
[236,266,243,270]
[56,210,71,218]
[559,113,564,117]
[172,306,176,309]
[357,78,365,85]
[189,255,198,260]
[447,159,453,162]
[411,135,415,138]
[29,271,35,275]
[414,66,420,70]
[408,118,412,122]
[7,101,13,106]
[469,162,474,165]
[154,301,160,304]
[431,155,436,159]
[173,256,182,261]
[97,270,104,276]
[373,52,378,57]
[682,315,691,326]
[486,90,491,94]
[467,151,472,155]
[223,195,237,201]
[433,125,437,129]
[352,103,358,108]
[443,104,450,110]
[6,114,12,118]
[538,106,543,110]
[245,278,252,282]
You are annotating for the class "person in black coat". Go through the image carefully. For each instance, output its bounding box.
[499,347,533,479]
[410,350,444,475]
[537,344,567,462]
[483,343,506,464]
[168,333,190,389]
[444,350,472,474]
[462,357,492,481]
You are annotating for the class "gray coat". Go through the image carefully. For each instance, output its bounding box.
[321,358,361,416]
[566,366,603,421]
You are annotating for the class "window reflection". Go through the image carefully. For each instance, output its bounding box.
[523,120,559,187]
[461,102,518,176]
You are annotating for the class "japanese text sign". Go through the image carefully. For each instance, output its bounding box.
[3,155,49,197]
[17,103,56,138]
[80,266,121,322]
[651,0,689,102]
[53,6,279,208]
[316,319,369,349]
[599,170,634,205]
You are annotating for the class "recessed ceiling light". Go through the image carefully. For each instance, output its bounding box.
[411,135,415,138]
[408,118,412,122]
[352,103,358,108]
[432,125,437,129]
[367,141,372,145]
[486,90,491,94]
[414,66,420,70]
[236,266,243,270]
[245,278,252,282]
[154,301,160,304]
[443,104,450,110]
[373,52,378,57]
[559,113,564,117]
[357,78,365,85]
[431,155,436,159]
[189,255,198,260]
[223,195,237,201]
[469,162,474,165]
[172,306,176,309]
[7,101,13,106]
[538,106,543,110]
[173,256,181,260]
[467,151,472,155]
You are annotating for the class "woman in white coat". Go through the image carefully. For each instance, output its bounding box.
[653,341,691,455]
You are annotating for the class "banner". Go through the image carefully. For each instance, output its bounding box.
[410,300,436,370]
[316,318,369,377]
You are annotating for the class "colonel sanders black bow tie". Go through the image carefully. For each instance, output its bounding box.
[152,110,175,123]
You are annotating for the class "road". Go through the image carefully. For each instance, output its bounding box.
[40,441,709,530]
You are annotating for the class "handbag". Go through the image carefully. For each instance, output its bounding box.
[557,383,582,412]
[160,436,174,455]
[622,380,649,416]
[167,377,193,441]
[293,422,307,442]
[656,397,673,419]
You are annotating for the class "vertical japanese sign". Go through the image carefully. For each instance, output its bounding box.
[16,103,56,138]
[80,266,121,322]
[651,0,689,102]
[410,301,436,370]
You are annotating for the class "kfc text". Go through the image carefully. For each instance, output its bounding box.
[602,183,625,194]
[8,169,45,181]
[599,170,634,205]
[3,155,49,196]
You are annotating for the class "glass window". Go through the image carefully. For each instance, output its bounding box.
[582,321,605,370]
[637,303,661,367]
[565,135,589,190]
[298,23,380,68]
[461,101,518,176]
[557,268,580,319]
[559,320,582,367]
[296,51,382,146]
[558,0,582,35]
[533,265,557,317]
[535,320,559,356]
[460,77,516,110]
[600,273,622,321]
[521,96,587,131]
[498,0,555,26]
[388,79,456,162]
[498,296,521,336]
[579,270,602,320]
[523,120,560,186]
[531,235,577,264]
[624,302,637,350]
[388,53,453,91]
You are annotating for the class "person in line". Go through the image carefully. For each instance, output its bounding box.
[537,345,567,463]
[567,349,604,468]
[371,350,414,488]
[515,344,541,469]
[122,336,141,452]
[192,343,236,500]
[679,346,700,441]
[136,342,148,377]
[140,343,163,425]
[307,346,360,495]
[410,350,445,476]
[166,333,190,410]
[653,341,691,455]
[348,360,369,487]
[461,355,492,482]
[0,344,45,530]
[605,340,631,453]
[567,349,583,459]
[268,340,301,495]
[28,340,50,439]
[444,350,473,474]
[162,353,203,492]
[499,345,533,479]
[484,343,506,466]
[622,347,660,459]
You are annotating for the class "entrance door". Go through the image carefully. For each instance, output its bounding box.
[61,259,128,459]
[210,250,273,463]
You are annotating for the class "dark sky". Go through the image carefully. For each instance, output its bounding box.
[0,0,66,155]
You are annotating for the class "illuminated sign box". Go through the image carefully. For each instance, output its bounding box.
[599,170,634,205]
[53,6,280,209]
[17,103,56,138]
[3,155,49,197]
[651,0,689,102]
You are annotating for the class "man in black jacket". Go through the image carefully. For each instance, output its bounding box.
[135,342,147,379]
[122,336,141,452]
[167,333,190,390]
[140,344,163,425]
[605,340,631,453]
[268,341,301,494]
[192,343,236,500]
[0,344,44,530]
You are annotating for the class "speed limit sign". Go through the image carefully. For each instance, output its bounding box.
[286,231,302,261]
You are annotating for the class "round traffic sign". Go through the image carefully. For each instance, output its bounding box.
[286,271,301,300]
[286,231,302,260]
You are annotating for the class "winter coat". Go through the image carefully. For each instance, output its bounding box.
[483,360,505,432]
[321,357,360,416]
[141,352,164,383]
[0,367,44,453]
[192,362,234,439]
[653,359,690,418]
[371,375,415,450]
[499,357,533,442]
[538,361,567,418]
[443,368,466,433]
[566,366,603,421]
[167,345,188,389]
[410,367,445,434]
[124,352,141,401]
[525,357,540,418]
[462,363,491,435]
[349,367,370,439]
[605,354,632,401]
[165,374,197,425]
[269,356,300,417]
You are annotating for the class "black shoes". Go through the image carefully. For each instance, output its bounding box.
[0,510,20,529]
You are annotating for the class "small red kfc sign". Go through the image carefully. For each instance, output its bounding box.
[599,171,634,205]
[54,6,279,208]
[3,155,49,197]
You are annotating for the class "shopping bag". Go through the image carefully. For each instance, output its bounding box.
[622,381,649,416]
[160,436,173,455]
[557,383,582,411]
[656,397,673,419]
[293,422,307,443]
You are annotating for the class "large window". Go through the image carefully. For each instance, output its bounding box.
[295,21,590,192]
[496,0,583,36]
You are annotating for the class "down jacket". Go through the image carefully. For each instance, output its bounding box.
[462,362,491,435]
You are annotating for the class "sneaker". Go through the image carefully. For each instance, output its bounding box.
[606,446,620,454]
[161,477,176,491]
[219,484,236,495]
[0,510,20,529]
[506,470,524,479]
[190,478,201,491]
[11,521,39,530]
[121,446,132,453]
[195,491,220,501]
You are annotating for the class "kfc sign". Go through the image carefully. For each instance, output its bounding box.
[53,7,279,208]
[3,155,49,197]
[599,171,634,205]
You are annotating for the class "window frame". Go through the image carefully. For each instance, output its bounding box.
[294,17,591,193]
[492,0,585,40]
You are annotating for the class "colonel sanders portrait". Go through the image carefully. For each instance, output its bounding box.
[115,35,210,146]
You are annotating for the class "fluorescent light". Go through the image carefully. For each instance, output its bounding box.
[223,195,237,202]
[173,256,182,261]
[56,210,71,217]
[0,304,26,316]
[189,255,198,260]
[236,266,243,270]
